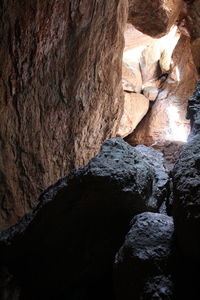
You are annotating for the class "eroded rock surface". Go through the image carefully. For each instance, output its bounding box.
[127,36,198,148]
[117,93,149,138]
[172,81,200,261]
[0,138,168,300]
[0,0,128,228]
[128,0,182,37]
[114,212,174,300]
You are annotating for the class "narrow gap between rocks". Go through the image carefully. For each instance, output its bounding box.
[117,22,198,171]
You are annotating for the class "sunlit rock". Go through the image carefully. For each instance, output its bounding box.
[143,86,159,101]
[117,93,149,138]
[122,62,142,93]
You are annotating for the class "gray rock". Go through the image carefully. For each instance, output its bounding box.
[173,81,200,261]
[142,275,173,300]
[114,212,174,300]
[135,145,170,213]
[0,138,162,300]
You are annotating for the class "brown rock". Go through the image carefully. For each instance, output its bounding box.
[143,87,159,102]
[117,93,149,138]
[122,63,142,93]
[127,36,198,147]
[0,0,128,228]
[128,0,183,38]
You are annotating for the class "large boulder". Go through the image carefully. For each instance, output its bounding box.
[128,0,182,38]
[114,212,174,300]
[0,138,167,300]
[172,81,200,261]
[117,93,149,138]
[135,145,170,213]
[127,36,198,147]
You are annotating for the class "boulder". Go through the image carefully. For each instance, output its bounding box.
[127,36,198,147]
[143,86,159,101]
[117,93,149,138]
[114,212,174,300]
[142,275,173,300]
[0,138,164,300]
[128,0,182,38]
[172,81,200,261]
[122,62,142,93]
[135,145,170,213]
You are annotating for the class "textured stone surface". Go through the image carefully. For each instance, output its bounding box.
[117,93,149,138]
[0,0,128,228]
[127,36,198,147]
[143,86,159,101]
[135,145,170,212]
[172,81,200,261]
[0,138,164,300]
[122,62,142,93]
[128,0,182,38]
[114,212,174,300]
[142,275,173,300]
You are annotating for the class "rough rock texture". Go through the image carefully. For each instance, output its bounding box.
[139,26,180,87]
[135,145,170,213]
[122,62,142,93]
[116,93,149,138]
[142,275,173,300]
[0,138,167,300]
[0,0,128,228]
[128,0,182,38]
[143,86,159,101]
[114,212,174,300]
[127,36,198,147]
[172,81,200,261]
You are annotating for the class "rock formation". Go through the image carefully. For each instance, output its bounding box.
[0,138,169,300]
[114,212,174,300]
[128,0,183,38]
[0,0,128,228]
[172,81,200,261]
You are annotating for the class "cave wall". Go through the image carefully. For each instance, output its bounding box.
[0,0,128,228]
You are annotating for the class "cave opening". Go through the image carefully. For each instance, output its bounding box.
[117,21,198,169]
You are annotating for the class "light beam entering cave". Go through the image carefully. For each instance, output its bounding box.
[167,105,189,142]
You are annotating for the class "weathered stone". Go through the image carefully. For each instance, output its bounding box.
[139,26,180,87]
[122,62,142,93]
[172,81,200,261]
[135,145,170,212]
[117,93,149,138]
[0,138,163,300]
[143,86,159,101]
[114,212,174,300]
[0,0,128,228]
[127,36,198,147]
[128,0,182,38]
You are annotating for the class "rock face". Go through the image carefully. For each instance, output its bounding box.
[122,62,142,93]
[127,36,198,147]
[128,0,182,38]
[116,93,149,138]
[114,212,174,300]
[135,145,170,213]
[172,81,200,261]
[0,138,168,300]
[0,0,128,228]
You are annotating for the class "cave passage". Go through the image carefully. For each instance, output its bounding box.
[117,22,198,169]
